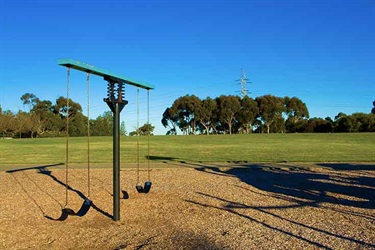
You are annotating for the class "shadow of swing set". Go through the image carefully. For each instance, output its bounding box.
[57,58,155,221]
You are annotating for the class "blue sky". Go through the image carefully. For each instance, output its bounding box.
[0,0,374,135]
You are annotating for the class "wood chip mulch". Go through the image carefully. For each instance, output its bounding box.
[1,163,374,249]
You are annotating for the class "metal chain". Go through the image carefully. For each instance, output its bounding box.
[65,67,70,207]
[147,89,151,181]
[87,72,91,198]
[136,87,140,184]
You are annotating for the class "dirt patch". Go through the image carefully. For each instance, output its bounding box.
[1,163,374,249]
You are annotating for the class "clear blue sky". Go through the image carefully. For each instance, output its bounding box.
[0,0,374,135]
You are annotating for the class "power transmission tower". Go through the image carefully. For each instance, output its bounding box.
[236,68,250,99]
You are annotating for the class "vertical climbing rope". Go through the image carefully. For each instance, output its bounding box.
[87,72,91,198]
[65,67,70,207]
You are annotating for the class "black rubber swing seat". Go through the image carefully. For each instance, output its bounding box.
[44,209,69,221]
[63,199,92,217]
[122,190,129,199]
[136,184,144,193]
[144,181,152,193]
[76,199,92,216]
[136,181,152,194]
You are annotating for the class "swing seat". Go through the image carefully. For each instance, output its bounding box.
[76,199,92,217]
[44,208,70,221]
[122,190,129,199]
[57,199,91,219]
[136,184,144,193]
[136,182,152,193]
[143,181,152,193]
[63,208,76,216]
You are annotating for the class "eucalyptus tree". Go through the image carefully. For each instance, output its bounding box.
[29,99,63,136]
[305,117,333,133]
[238,96,258,134]
[0,109,15,138]
[195,97,217,135]
[256,95,285,134]
[91,111,113,136]
[350,112,375,132]
[334,112,353,132]
[133,123,155,136]
[20,93,39,111]
[161,107,178,135]
[171,95,201,135]
[15,111,32,138]
[30,112,40,138]
[284,96,309,122]
[216,95,241,134]
[284,96,309,133]
[54,96,83,118]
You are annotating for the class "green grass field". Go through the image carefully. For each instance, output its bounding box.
[1,133,374,166]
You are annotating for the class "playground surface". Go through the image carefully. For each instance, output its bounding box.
[1,162,374,249]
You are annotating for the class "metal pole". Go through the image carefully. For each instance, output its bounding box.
[104,80,127,221]
[113,102,120,221]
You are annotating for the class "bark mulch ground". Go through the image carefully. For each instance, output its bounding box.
[1,163,374,249]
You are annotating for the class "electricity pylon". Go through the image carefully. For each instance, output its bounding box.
[236,68,250,99]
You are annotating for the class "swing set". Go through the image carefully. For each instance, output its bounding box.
[58,58,154,221]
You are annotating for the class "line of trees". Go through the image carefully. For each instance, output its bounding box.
[2,93,374,137]
[0,93,129,138]
[161,95,375,135]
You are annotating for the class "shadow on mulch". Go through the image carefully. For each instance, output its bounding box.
[147,155,375,209]
[189,163,375,209]
[182,162,375,249]
[6,164,112,221]
[115,232,222,250]
[318,163,375,171]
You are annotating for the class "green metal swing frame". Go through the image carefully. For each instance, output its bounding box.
[58,58,154,221]
[58,58,154,90]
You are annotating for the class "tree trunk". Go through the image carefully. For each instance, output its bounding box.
[211,125,217,135]
[199,122,210,135]
[226,117,234,134]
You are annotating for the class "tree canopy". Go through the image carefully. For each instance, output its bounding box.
[1,94,374,138]
[161,95,375,135]
[0,94,153,138]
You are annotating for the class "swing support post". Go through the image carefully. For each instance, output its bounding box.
[104,79,127,221]
[114,103,122,219]
[113,104,120,220]
[112,101,123,221]
[58,58,154,221]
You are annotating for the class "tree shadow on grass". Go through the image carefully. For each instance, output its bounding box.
[6,164,113,220]
[187,163,375,249]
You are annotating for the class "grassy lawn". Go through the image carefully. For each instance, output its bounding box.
[0,133,374,166]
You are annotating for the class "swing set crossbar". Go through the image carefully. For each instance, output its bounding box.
[58,58,154,90]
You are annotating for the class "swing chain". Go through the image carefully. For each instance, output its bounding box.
[147,89,151,181]
[65,67,70,207]
[136,87,140,184]
[65,68,92,205]
[87,72,91,198]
